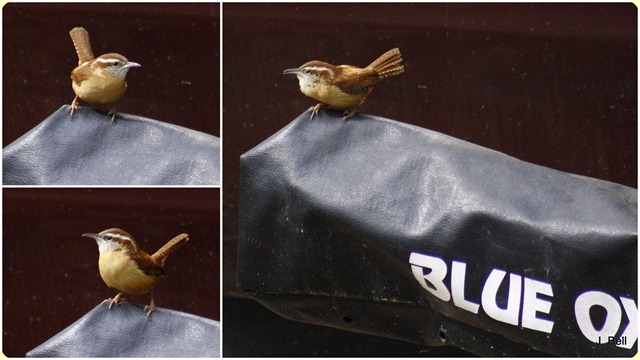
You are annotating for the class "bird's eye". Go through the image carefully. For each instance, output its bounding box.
[104,235,112,240]
[303,69,310,74]
[112,61,120,66]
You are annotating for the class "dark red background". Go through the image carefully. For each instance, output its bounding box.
[222,3,636,356]
[2,2,637,357]
[223,2,637,295]
[2,3,220,356]
[3,188,220,356]
[3,2,220,146]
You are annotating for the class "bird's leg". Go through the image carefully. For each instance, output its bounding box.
[310,103,327,120]
[342,98,366,121]
[342,108,359,121]
[70,96,80,117]
[108,292,126,309]
[108,107,118,122]
[144,291,156,317]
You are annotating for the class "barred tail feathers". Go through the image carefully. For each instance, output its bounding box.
[367,48,404,78]
[69,27,95,65]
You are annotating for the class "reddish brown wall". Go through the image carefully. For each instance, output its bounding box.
[223,3,637,296]
[3,3,220,146]
[3,188,220,356]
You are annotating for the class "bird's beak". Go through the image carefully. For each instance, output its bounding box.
[124,61,141,68]
[283,68,300,75]
[82,233,99,240]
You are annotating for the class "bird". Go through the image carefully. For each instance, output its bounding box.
[283,48,404,120]
[83,228,188,317]
[69,27,140,122]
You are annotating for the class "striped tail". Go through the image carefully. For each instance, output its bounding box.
[367,48,404,78]
[69,27,95,65]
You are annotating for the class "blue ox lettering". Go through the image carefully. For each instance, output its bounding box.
[409,252,554,333]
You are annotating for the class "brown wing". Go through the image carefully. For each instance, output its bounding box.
[70,65,90,85]
[131,251,165,277]
[69,27,95,65]
[332,65,381,95]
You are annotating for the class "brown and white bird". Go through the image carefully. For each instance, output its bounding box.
[284,48,404,120]
[83,228,188,317]
[69,27,140,122]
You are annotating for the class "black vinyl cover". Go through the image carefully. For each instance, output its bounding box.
[3,106,220,185]
[238,110,637,357]
[26,300,220,357]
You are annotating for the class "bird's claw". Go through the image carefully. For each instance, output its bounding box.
[144,298,156,317]
[342,109,357,121]
[108,293,126,309]
[70,96,79,117]
[108,107,118,122]
[310,103,327,120]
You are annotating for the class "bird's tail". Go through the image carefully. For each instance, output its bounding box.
[69,27,95,65]
[151,233,189,267]
[367,48,405,78]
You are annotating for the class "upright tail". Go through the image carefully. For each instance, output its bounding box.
[70,27,95,65]
[152,233,189,267]
[367,48,405,79]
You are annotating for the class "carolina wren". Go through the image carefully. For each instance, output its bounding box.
[283,48,404,120]
[69,27,140,122]
[83,228,189,317]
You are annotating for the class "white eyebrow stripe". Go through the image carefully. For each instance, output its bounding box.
[104,233,138,251]
[305,66,334,77]
[110,233,130,240]
[95,58,118,64]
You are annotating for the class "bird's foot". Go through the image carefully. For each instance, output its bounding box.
[108,292,126,309]
[70,96,80,117]
[310,103,327,119]
[342,108,358,121]
[144,297,156,317]
[108,107,118,122]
